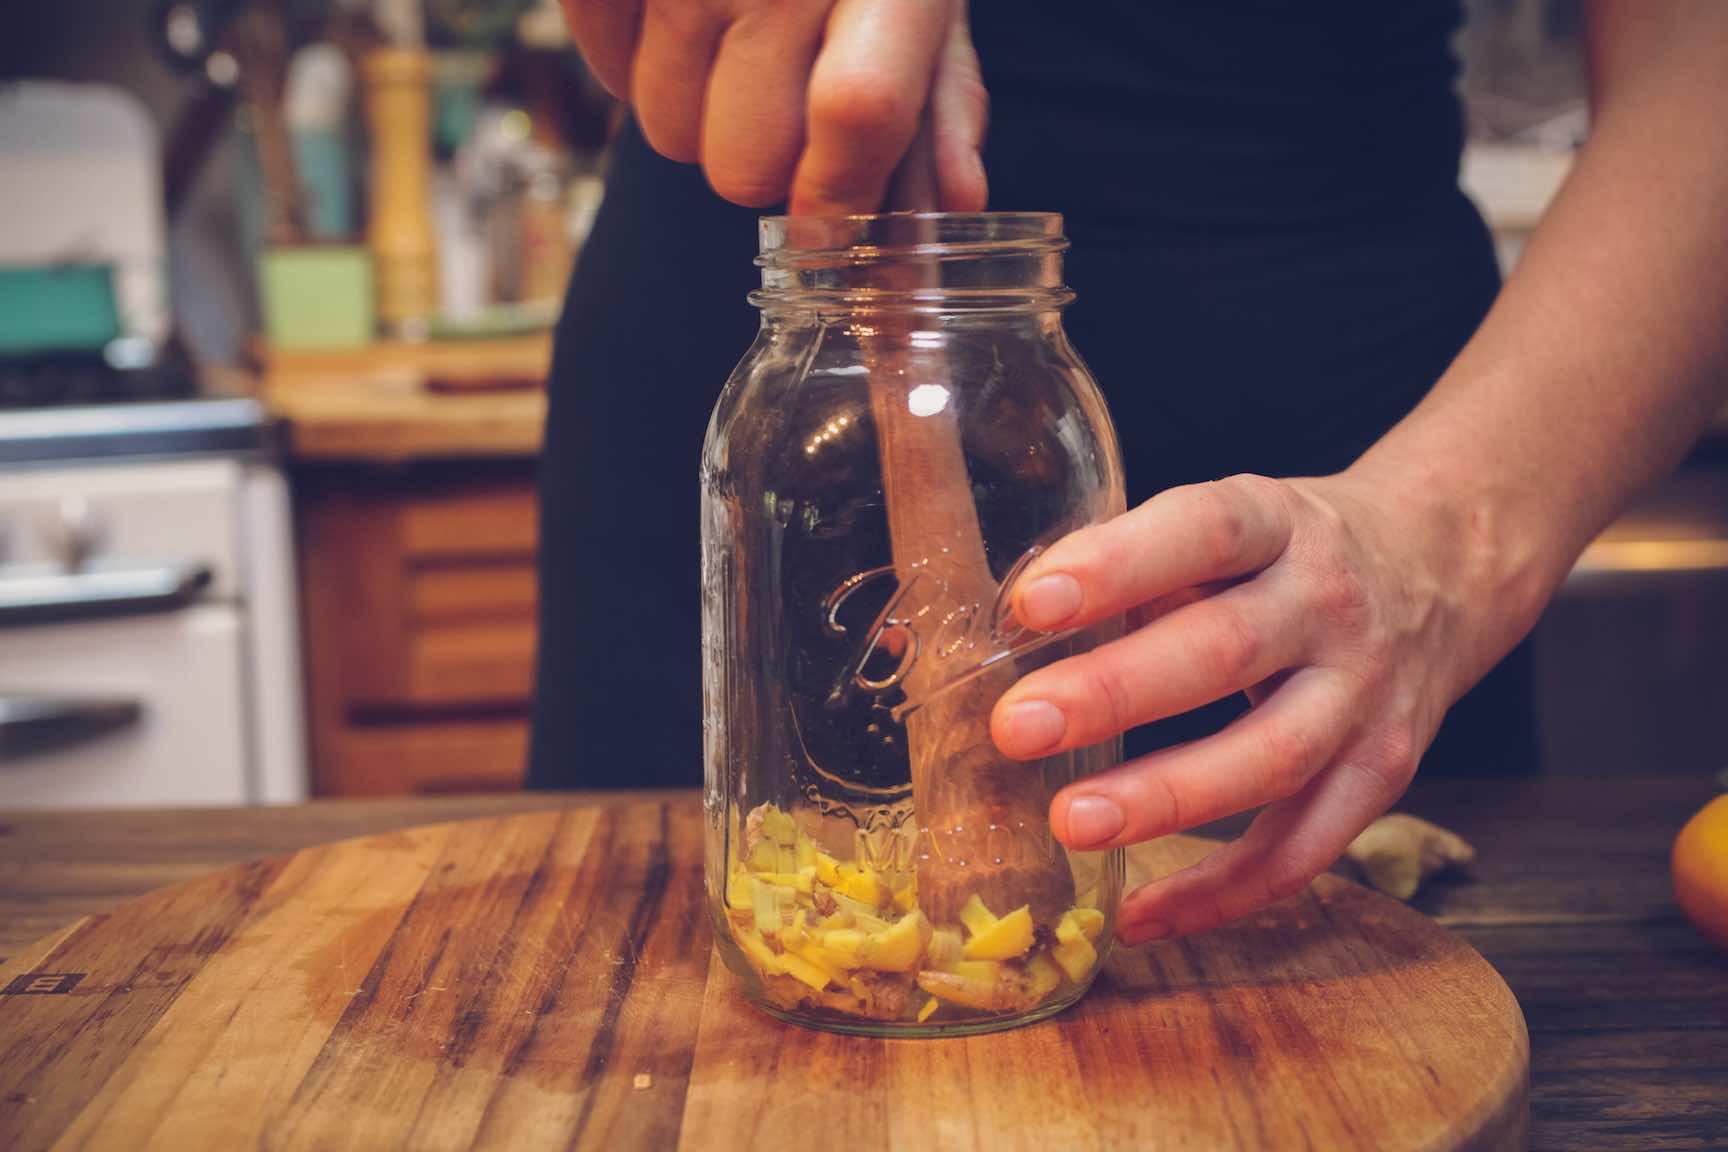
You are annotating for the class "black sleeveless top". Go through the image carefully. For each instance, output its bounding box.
[529,1,1538,789]
[976,1,1469,227]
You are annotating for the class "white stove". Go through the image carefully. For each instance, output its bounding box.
[0,399,306,807]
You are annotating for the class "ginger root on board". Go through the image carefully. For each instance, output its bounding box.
[1345,813,1476,900]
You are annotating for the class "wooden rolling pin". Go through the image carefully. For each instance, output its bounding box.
[871,130,1073,926]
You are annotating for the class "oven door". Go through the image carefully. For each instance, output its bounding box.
[0,601,251,807]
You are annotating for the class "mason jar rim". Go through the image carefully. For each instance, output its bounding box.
[757,209,1062,227]
[756,211,1068,266]
[752,211,1072,312]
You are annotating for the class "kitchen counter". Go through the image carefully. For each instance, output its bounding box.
[261,335,550,461]
[1,774,1722,1148]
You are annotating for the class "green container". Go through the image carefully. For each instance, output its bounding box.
[258,246,376,350]
[0,265,122,355]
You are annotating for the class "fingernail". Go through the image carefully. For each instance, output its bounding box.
[1063,794,1125,847]
[1121,918,1171,945]
[998,700,1066,755]
[1019,573,1082,630]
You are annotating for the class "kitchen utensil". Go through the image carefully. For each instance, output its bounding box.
[874,128,1076,929]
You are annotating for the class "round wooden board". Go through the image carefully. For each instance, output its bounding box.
[0,802,1527,1151]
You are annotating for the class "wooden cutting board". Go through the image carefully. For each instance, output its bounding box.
[0,802,1527,1150]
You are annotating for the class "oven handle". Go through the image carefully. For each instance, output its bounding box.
[0,696,144,762]
[0,562,213,628]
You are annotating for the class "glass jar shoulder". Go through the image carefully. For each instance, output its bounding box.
[703,315,1117,488]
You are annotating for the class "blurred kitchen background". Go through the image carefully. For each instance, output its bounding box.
[0,0,1722,806]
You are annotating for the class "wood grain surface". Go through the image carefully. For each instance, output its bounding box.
[0,800,1528,1151]
[262,335,550,461]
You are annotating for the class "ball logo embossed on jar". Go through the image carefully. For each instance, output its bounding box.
[823,545,1051,712]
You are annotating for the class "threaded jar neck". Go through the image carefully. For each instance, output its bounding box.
[751,211,1073,314]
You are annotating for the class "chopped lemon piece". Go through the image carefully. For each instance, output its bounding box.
[732,804,1102,1021]
[834,863,886,908]
[726,866,754,909]
[819,928,869,967]
[735,929,783,976]
[860,910,931,972]
[814,852,842,887]
[1051,935,1099,983]
[789,940,851,984]
[1057,907,1106,944]
[830,893,889,933]
[778,950,833,991]
[962,905,1034,960]
[959,893,998,937]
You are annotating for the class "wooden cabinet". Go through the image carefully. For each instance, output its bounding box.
[297,462,539,795]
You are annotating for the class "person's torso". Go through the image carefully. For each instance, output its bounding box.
[971,0,1468,228]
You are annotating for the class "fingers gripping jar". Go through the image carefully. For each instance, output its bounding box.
[701,212,1126,1036]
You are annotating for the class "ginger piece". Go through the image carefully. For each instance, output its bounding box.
[916,960,1037,1013]
[1025,954,1065,1000]
[1345,813,1476,900]
[925,928,964,970]
[836,970,913,1021]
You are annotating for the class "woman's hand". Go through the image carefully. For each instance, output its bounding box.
[560,0,987,214]
[990,469,1547,944]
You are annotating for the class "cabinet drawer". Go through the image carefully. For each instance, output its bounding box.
[401,489,536,560]
[405,621,537,702]
[338,719,528,794]
[408,564,537,623]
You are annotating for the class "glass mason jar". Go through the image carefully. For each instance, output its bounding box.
[702,212,1125,1036]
